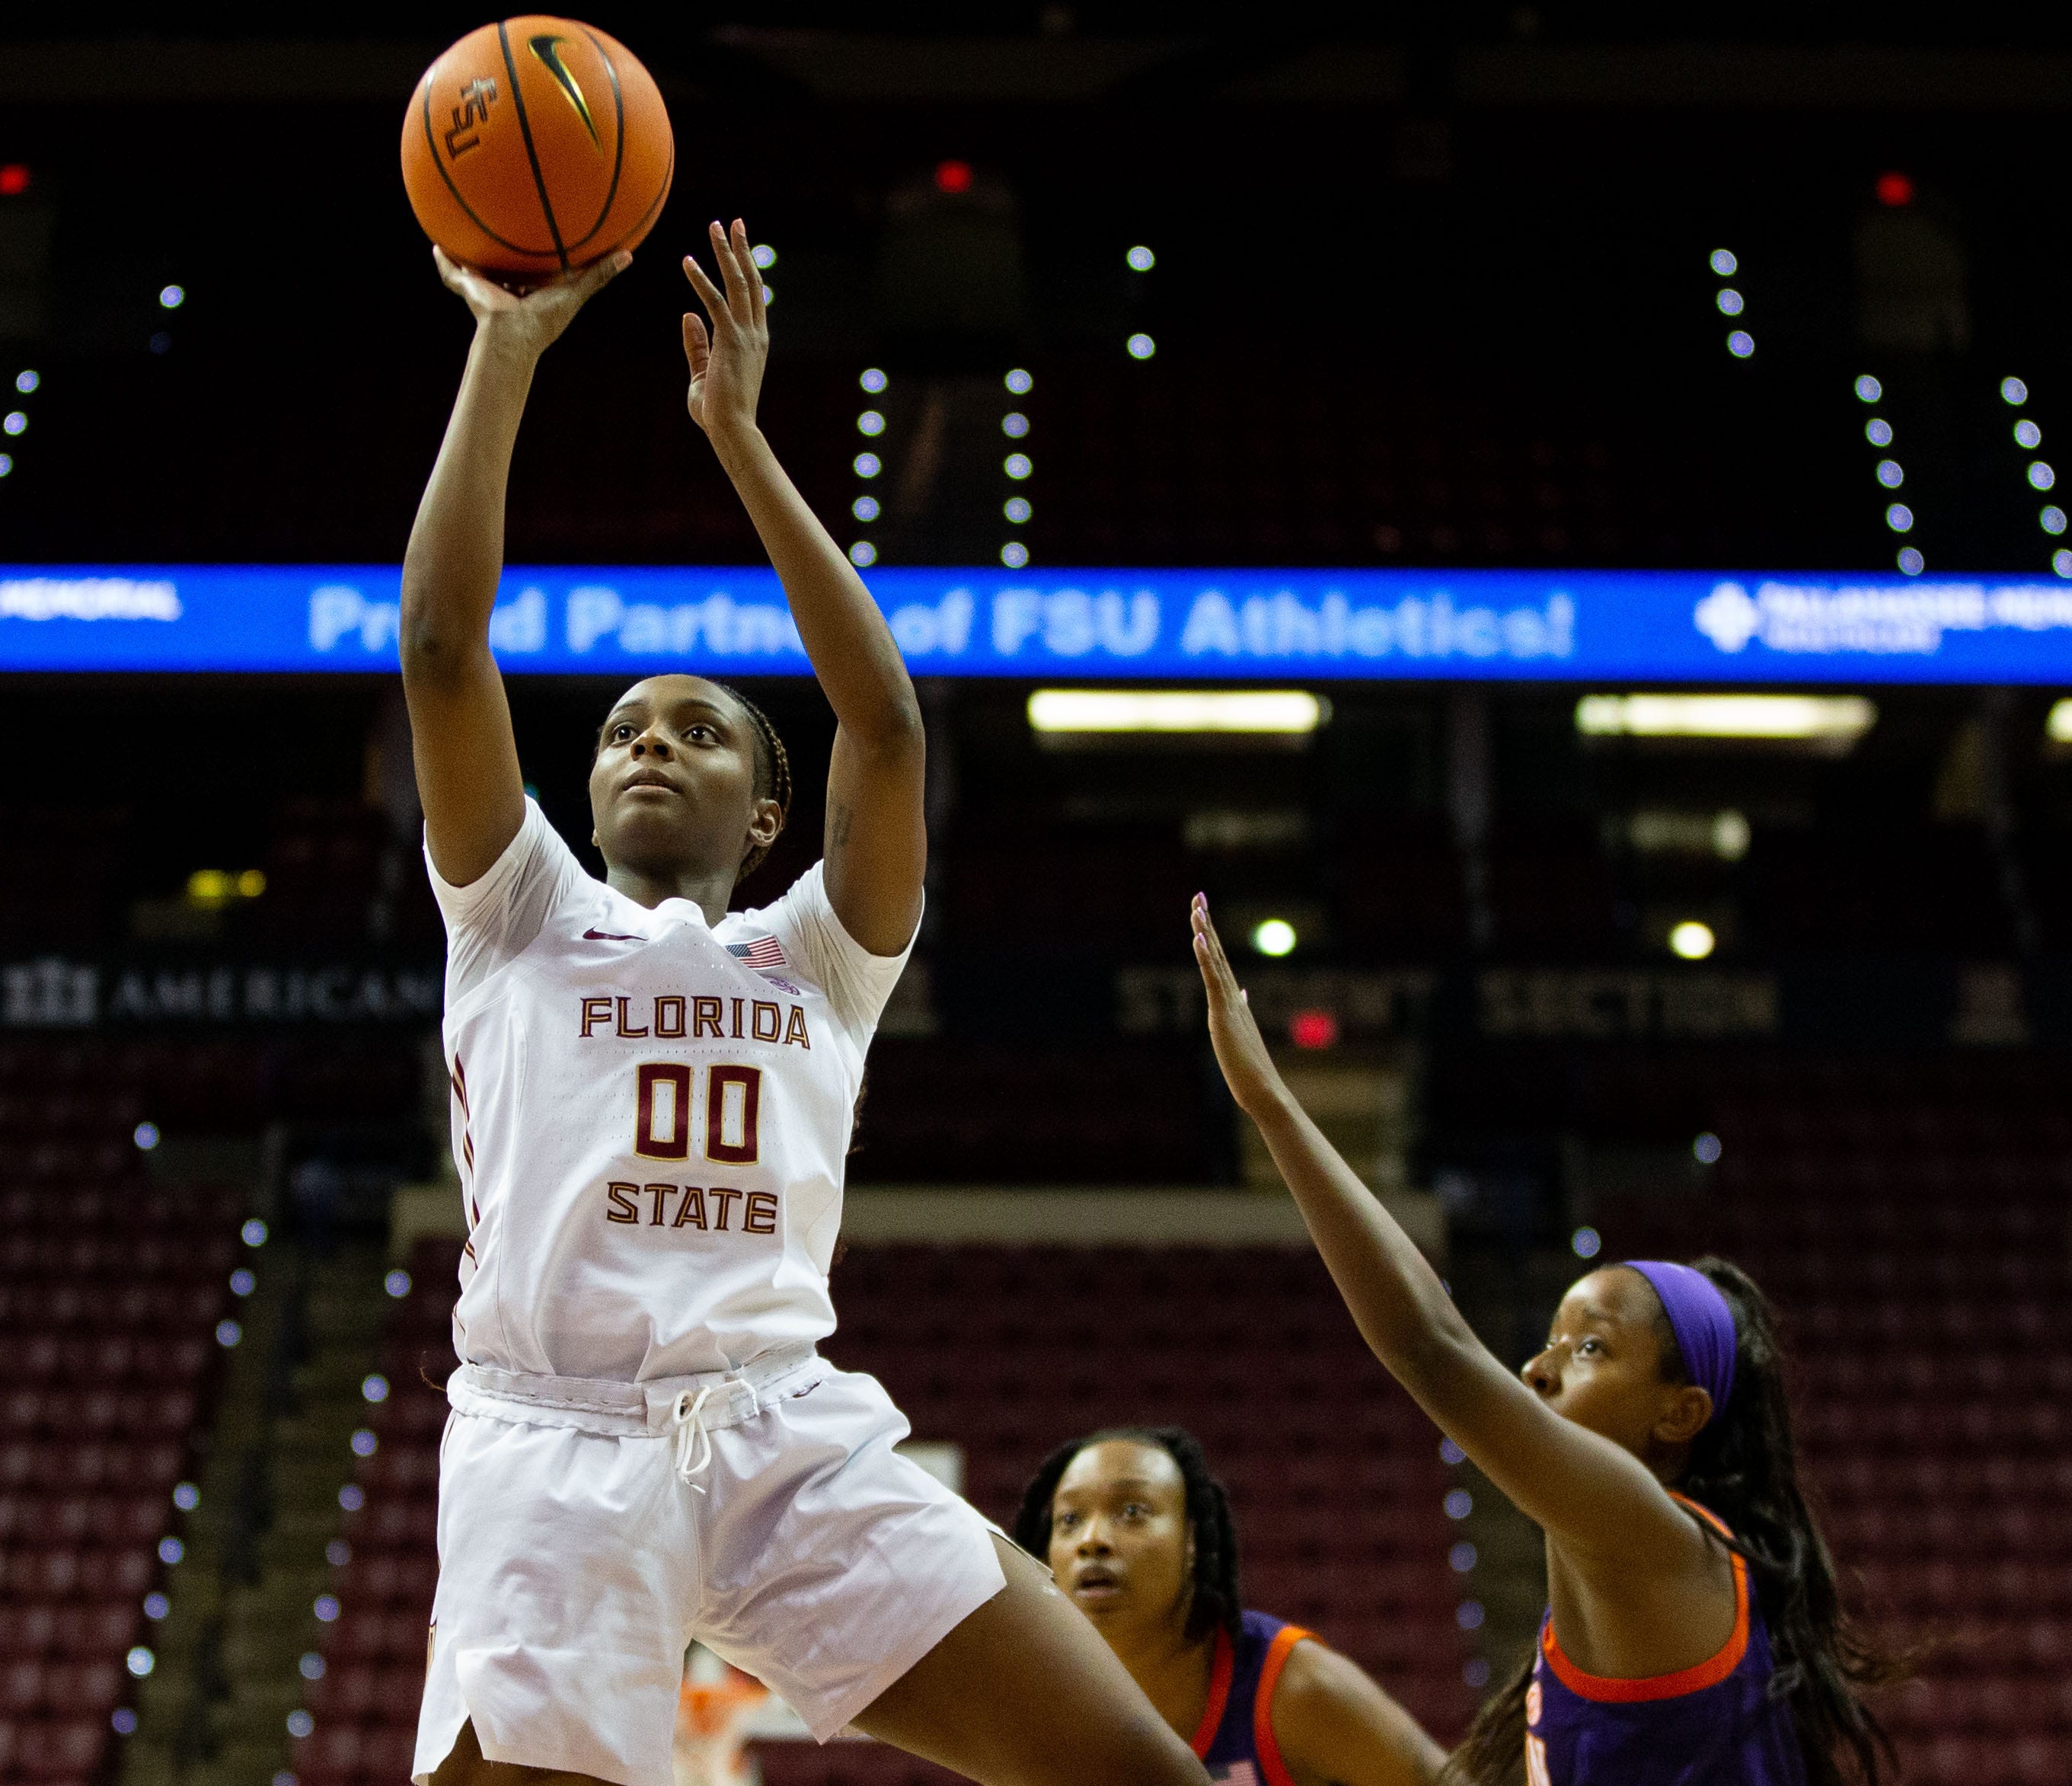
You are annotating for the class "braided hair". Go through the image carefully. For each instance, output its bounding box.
[1012,1426,1243,1645]
[710,681,792,881]
[1447,1258,1906,1786]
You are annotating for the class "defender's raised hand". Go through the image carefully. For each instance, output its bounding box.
[682,218,770,446]
[1192,893,1288,1120]
[433,244,630,358]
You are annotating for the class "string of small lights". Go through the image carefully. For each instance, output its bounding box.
[148,282,184,355]
[0,365,35,481]
[1001,354,1033,561]
[851,368,888,567]
[1711,248,1754,360]
[1853,374,1924,576]
[1001,368,1033,568]
[1997,377,2070,579]
[1125,241,1155,362]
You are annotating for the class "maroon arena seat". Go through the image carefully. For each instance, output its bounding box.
[0,1071,246,1762]
[10,1715,107,1779]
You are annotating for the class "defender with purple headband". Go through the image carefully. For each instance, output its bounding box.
[1626,1260,1738,1418]
[1186,893,1906,1786]
[1522,1260,1797,1786]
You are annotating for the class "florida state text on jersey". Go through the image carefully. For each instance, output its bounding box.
[429,798,915,1382]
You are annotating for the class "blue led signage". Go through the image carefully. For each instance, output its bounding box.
[5,565,2072,682]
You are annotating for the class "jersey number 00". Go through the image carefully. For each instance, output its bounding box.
[634,1062,761,1165]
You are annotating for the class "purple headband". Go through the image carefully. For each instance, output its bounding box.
[1625,1261,1738,1426]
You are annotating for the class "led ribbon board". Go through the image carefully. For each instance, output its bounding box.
[8,566,2072,681]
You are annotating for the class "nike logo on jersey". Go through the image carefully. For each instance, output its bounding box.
[583,928,643,942]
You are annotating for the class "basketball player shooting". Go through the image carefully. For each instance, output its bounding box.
[397,222,1212,1786]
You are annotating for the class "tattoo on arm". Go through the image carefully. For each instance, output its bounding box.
[832,804,854,848]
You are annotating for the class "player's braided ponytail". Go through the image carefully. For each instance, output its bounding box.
[1675,1259,1908,1786]
[1013,1425,1243,1644]
[714,682,792,881]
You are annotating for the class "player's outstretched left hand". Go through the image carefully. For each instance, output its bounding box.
[1192,893,1287,1120]
[682,218,769,447]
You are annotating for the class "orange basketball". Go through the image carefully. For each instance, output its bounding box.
[401,17,673,283]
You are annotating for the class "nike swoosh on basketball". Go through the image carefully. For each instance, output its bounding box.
[528,34,600,147]
[583,928,643,942]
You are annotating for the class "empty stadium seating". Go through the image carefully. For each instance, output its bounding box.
[1328,813,1473,960]
[830,1244,1473,1733]
[0,1036,423,1139]
[0,1059,242,1786]
[849,1040,1220,1184]
[247,801,390,948]
[282,1257,447,1786]
[3,337,1709,571]
[1741,822,2015,956]
[1023,364,1666,569]
[0,792,422,959]
[1583,1058,2072,1786]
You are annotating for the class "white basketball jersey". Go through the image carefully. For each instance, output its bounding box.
[428,798,913,1381]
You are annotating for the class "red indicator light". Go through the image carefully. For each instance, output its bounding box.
[1875,171,1914,208]
[934,159,972,194]
[1289,1010,1339,1050]
[0,165,30,196]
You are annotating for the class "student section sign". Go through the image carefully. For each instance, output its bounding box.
[8,565,2072,682]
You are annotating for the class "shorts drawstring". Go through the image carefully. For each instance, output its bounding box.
[446,1343,816,1460]
[672,1385,718,1490]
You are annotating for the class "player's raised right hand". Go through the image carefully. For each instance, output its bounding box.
[1192,893,1288,1120]
[433,244,631,359]
[681,218,771,451]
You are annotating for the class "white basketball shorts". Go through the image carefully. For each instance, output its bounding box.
[411,1345,1007,1786]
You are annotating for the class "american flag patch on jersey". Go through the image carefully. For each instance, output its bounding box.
[728,936,787,971]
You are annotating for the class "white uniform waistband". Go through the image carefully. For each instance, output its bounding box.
[449,1343,822,1443]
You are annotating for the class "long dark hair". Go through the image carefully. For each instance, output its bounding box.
[1448,1258,1905,1786]
[1012,1426,1243,1644]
